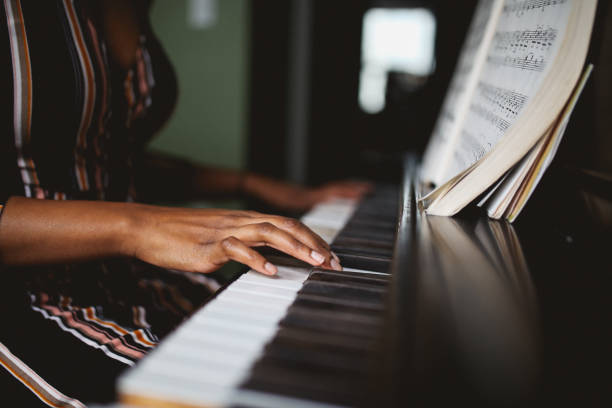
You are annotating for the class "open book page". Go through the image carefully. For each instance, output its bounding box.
[420,0,504,186]
[481,130,550,218]
[438,0,573,184]
[504,64,593,221]
[480,64,592,220]
[423,0,596,216]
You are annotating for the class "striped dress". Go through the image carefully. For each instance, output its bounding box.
[0,1,218,406]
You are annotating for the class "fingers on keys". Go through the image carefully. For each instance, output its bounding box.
[213,236,278,276]
[232,222,340,271]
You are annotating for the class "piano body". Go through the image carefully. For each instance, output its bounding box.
[118,155,612,407]
[118,1,612,405]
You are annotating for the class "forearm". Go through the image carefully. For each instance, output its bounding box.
[135,151,244,202]
[134,151,199,202]
[0,196,340,275]
[0,197,136,266]
[136,152,370,211]
[242,174,309,210]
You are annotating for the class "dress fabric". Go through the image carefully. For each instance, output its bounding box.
[0,1,217,406]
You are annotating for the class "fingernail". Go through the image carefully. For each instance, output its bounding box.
[331,258,342,271]
[331,251,340,263]
[310,250,325,264]
[264,262,277,275]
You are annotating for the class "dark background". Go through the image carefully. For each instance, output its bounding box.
[248,0,479,186]
[247,0,612,224]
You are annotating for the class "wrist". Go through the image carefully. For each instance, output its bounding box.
[111,202,149,258]
[236,171,248,194]
[241,172,268,197]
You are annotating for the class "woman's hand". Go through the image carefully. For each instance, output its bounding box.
[137,153,372,211]
[0,197,340,276]
[127,206,340,276]
[243,175,373,211]
[307,180,374,205]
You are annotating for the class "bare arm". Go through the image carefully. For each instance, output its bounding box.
[0,197,341,275]
[136,151,372,210]
[0,197,132,265]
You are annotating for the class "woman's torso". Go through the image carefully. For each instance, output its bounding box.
[0,0,177,203]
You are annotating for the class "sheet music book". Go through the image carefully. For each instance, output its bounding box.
[419,0,597,221]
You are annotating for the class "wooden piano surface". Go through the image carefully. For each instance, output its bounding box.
[382,157,612,407]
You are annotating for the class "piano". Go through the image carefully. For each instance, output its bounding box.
[117,155,612,408]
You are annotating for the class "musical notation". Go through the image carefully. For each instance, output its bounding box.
[431,0,574,185]
[477,83,528,119]
[488,53,545,72]
[488,26,557,72]
[456,129,491,163]
[494,27,557,53]
[470,103,511,134]
[503,0,567,17]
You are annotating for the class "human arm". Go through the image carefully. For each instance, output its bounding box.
[135,151,372,210]
[0,197,340,275]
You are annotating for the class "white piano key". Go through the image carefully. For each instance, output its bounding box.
[177,313,274,342]
[201,308,286,329]
[306,224,340,244]
[203,302,288,323]
[205,295,289,315]
[190,314,275,336]
[239,271,305,290]
[229,280,300,300]
[206,297,289,318]
[232,389,348,408]
[119,199,362,408]
[166,323,269,352]
[137,340,258,380]
[216,290,296,309]
[301,200,357,230]
[141,346,249,372]
[120,370,234,407]
[159,330,263,355]
[236,266,311,284]
[267,265,312,282]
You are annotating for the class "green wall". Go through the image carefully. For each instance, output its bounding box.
[149,0,249,170]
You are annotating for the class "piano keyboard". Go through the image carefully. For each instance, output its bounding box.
[118,187,399,408]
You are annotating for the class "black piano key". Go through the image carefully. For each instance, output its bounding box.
[299,280,386,304]
[255,250,312,268]
[334,253,392,273]
[341,221,395,231]
[273,326,378,355]
[261,341,373,375]
[311,267,390,280]
[344,218,397,230]
[236,184,399,407]
[243,359,368,406]
[335,228,396,243]
[331,243,394,258]
[279,306,383,338]
[309,270,389,288]
[292,295,386,315]
[296,294,384,312]
[285,303,385,326]
[332,235,395,251]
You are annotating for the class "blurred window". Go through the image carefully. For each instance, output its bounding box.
[359,8,436,113]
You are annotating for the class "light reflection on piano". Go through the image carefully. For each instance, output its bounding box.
[417,216,540,402]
